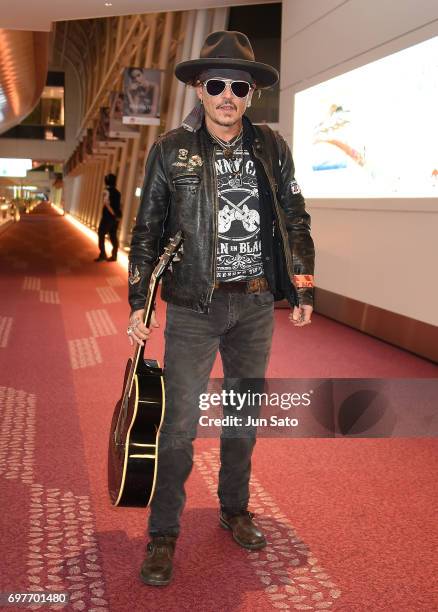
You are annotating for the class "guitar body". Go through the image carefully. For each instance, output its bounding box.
[108,359,164,507]
[107,231,182,509]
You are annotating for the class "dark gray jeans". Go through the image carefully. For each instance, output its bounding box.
[148,289,275,537]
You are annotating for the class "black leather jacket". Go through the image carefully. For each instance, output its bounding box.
[128,113,315,314]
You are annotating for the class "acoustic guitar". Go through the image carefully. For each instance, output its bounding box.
[108,231,183,507]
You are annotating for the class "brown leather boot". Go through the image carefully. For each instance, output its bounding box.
[139,535,177,586]
[220,510,267,550]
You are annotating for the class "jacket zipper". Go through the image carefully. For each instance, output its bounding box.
[206,148,218,308]
[253,147,296,291]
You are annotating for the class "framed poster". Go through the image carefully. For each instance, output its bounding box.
[109,92,140,138]
[122,68,161,126]
[97,107,110,141]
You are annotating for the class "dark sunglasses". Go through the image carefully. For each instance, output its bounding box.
[203,79,252,98]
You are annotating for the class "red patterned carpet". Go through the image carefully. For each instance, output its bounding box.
[0,203,437,611]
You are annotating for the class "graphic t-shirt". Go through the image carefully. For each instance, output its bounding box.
[214,145,263,282]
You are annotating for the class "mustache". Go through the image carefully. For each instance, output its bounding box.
[217,103,237,110]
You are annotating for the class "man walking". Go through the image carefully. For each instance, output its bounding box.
[127,30,315,586]
[94,173,122,262]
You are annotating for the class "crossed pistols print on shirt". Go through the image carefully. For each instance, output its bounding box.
[215,145,263,282]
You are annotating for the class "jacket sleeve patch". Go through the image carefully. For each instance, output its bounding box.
[293,274,314,288]
[128,264,141,285]
[290,180,301,195]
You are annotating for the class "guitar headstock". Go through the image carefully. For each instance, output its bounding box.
[152,231,184,280]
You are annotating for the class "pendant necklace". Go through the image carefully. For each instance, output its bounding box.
[209,128,244,187]
[228,147,244,188]
[209,128,242,159]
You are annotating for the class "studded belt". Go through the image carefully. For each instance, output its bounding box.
[214,276,269,294]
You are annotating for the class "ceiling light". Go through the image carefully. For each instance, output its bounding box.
[104,2,113,6]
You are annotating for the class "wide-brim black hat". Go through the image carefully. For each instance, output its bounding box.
[175,30,279,89]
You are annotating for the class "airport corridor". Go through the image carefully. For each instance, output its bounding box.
[0,205,437,611]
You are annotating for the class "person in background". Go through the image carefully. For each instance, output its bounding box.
[94,173,122,262]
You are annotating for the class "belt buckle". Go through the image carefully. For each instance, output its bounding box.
[247,278,261,294]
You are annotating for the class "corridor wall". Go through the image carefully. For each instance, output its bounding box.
[279,0,438,327]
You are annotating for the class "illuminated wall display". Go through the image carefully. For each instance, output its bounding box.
[0,158,32,177]
[293,36,438,198]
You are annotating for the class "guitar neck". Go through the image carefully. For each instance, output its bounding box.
[125,276,159,398]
